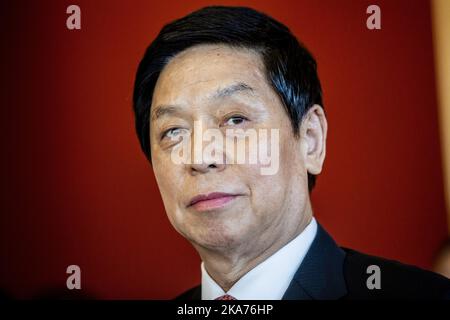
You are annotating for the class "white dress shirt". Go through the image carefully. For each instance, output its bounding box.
[201,217,318,300]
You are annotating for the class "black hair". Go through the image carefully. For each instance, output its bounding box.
[133,6,324,192]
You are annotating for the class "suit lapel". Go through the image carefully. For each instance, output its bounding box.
[282,223,347,300]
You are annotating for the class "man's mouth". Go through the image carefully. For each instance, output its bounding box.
[188,192,241,211]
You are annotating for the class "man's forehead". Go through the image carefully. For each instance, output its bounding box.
[152,45,268,113]
[156,44,265,85]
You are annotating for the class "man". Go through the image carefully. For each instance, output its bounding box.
[133,6,450,299]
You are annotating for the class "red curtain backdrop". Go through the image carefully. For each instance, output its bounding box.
[0,0,447,299]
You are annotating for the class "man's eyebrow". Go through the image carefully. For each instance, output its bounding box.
[212,82,254,99]
[151,105,181,121]
[151,82,254,121]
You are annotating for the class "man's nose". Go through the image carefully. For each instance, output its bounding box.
[187,118,226,174]
[190,162,226,174]
[189,153,226,175]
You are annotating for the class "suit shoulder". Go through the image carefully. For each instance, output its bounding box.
[173,285,201,300]
[342,248,450,299]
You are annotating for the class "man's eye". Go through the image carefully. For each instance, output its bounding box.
[162,127,187,140]
[224,115,249,126]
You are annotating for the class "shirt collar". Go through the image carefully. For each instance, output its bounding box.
[201,217,318,300]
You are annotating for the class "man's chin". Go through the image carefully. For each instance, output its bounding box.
[188,229,248,252]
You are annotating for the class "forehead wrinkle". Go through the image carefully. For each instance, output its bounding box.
[212,82,254,100]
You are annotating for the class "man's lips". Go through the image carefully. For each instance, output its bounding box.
[188,192,241,211]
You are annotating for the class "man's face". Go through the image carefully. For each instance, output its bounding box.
[150,44,313,253]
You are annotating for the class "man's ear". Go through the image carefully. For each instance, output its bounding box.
[300,104,327,175]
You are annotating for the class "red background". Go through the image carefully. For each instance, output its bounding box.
[0,0,447,299]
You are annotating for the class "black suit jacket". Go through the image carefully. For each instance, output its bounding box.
[175,223,450,300]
